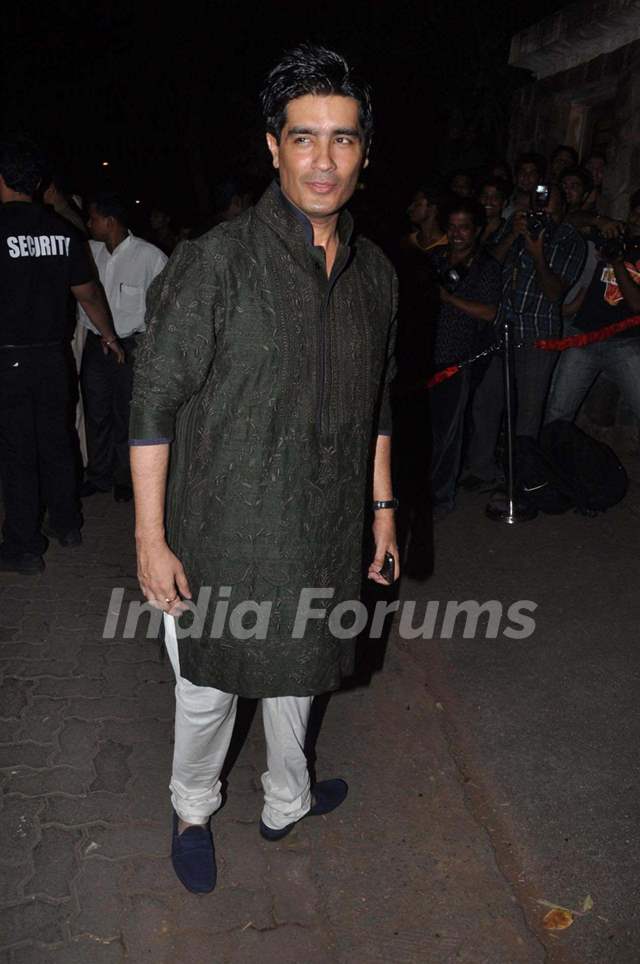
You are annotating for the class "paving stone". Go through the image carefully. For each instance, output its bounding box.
[120,856,177,895]
[11,661,77,679]
[0,900,67,949]
[34,677,105,699]
[19,617,50,640]
[54,719,99,768]
[72,645,107,676]
[266,850,324,928]
[99,673,141,699]
[42,791,130,827]
[15,697,67,744]
[0,797,42,868]
[6,767,93,797]
[100,642,163,664]
[215,821,269,887]
[65,695,170,722]
[215,924,335,964]
[10,939,124,963]
[39,635,85,663]
[70,858,126,941]
[83,824,166,860]
[117,893,175,962]
[0,643,47,660]
[0,721,23,744]
[135,661,170,684]
[124,771,173,822]
[90,741,132,793]
[0,744,51,770]
[99,718,172,746]
[24,826,81,900]
[127,741,172,773]
[1,680,31,719]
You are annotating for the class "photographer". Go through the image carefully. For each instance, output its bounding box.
[545,190,640,424]
[491,184,586,440]
[428,199,501,518]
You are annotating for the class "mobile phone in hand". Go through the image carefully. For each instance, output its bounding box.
[379,551,395,584]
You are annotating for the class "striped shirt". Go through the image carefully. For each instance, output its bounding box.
[501,219,586,343]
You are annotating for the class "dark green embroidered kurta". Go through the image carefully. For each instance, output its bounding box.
[129,181,396,697]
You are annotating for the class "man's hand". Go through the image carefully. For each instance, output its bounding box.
[438,285,452,304]
[136,537,192,615]
[367,512,400,586]
[524,225,546,260]
[101,336,125,364]
[596,216,624,239]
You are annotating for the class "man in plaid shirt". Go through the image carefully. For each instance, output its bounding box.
[463,185,585,488]
[494,184,586,437]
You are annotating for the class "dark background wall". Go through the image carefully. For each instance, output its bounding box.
[1,0,565,229]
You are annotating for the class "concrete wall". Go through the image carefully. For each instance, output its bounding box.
[509,38,640,218]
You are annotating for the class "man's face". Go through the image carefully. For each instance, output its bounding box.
[451,174,473,197]
[447,211,479,255]
[87,204,111,242]
[586,156,605,187]
[407,192,430,226]
[550,150,574,182]
[516,162,539,194]
[479,185,504,221]
[266,94,367,220]
[561,174,587,211]
[150,209,169,231]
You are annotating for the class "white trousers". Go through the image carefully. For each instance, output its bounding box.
[163,615,313,830]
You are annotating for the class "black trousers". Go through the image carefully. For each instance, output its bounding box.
[430,368,471,511]
[0,346,81,557]
[81,332,137,489]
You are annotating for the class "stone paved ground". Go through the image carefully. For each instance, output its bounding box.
[0,493,547,963]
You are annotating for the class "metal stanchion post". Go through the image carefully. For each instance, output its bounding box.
[486,313,537,524]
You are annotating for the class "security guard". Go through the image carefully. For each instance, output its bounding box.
[0,136,122,574]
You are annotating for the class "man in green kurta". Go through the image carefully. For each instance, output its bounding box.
[129,44,399,894]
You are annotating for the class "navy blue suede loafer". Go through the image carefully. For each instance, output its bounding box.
[171,810,216,893]
[259,778,349,841]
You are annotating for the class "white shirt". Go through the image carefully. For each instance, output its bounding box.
[80,233,167,337]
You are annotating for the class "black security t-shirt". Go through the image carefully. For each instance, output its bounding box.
[0,201,93,345]
[574,255,640,340]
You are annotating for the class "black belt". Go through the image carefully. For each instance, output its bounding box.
[0,340,64,350]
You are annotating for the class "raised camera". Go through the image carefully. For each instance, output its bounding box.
[525,184,552,241]
[439,266,464,293]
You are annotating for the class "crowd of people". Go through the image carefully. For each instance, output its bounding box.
[396,146,640,519]
[0,143,258,575]
[1,128,640,573]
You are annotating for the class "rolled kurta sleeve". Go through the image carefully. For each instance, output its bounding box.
[375,271,398,436]
[129,240,221,443]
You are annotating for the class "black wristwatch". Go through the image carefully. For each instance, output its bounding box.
[372,498,399,511]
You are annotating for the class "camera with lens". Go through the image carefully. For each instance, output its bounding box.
[525,184,552,240]
[587,228,640,262]
[438,264,468,293]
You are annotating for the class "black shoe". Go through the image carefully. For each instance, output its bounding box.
[113,484,133,503]
[80,480,110,497]
[0,552,45,575]
[259,778,349,842]
[171,811,216,894]
[459,474,504,493]
[43,524,82,548]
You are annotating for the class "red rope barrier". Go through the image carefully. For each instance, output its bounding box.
[426,314,640,388]
[535,313,640,350]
